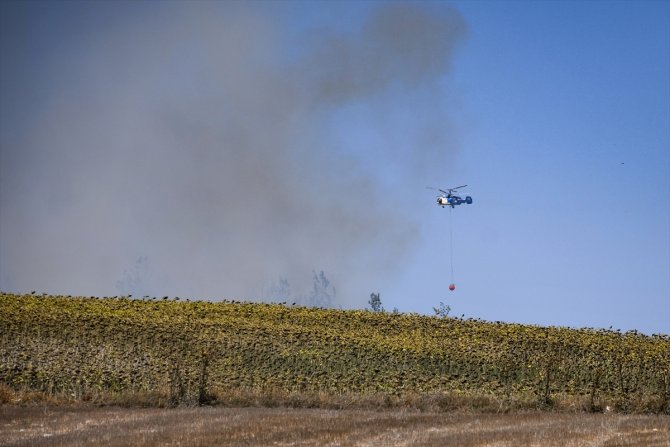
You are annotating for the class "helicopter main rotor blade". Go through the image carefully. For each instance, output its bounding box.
[426,186,449,195]
[428,185,468,195]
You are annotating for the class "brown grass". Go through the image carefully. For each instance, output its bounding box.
[0,386,601,414]
[1,405,668,447]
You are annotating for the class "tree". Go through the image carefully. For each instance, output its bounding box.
[433,301,451,318]
[368,292,384,312]
[266,277,291,303]
[308,270,335,308]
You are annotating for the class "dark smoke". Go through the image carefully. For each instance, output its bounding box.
[0,2,466,305]
[309,3,466,103]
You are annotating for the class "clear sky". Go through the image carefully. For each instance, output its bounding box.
[1,1,668,334]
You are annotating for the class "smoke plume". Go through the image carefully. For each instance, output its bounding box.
[0,2,466,305]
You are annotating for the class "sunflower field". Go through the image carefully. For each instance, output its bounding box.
[1,293,668,413]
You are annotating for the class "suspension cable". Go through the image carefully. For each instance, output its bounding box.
[449,205,455,284]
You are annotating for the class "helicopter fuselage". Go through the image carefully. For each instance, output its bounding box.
[437,195,473,208]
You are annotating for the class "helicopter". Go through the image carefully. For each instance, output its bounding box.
[428,185,473,208]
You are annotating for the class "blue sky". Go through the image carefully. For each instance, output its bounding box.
[1,1,668,334]
[394,0,670,333]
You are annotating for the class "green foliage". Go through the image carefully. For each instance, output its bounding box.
[432,302,451,318]
[368,293,383,312]
[1,293,669,413]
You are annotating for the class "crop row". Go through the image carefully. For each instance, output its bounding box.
[1,293,668,412]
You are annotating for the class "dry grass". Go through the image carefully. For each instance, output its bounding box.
[0,385,603,414]
[1,405,668,447]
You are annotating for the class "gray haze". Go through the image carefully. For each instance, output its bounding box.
[0,2,466,304]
